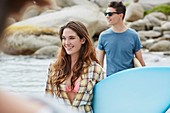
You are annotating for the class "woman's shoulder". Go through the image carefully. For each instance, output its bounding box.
[91,61,101,67]
[91,61,105,73]
[82,61,106,80]
[90,61,106,80]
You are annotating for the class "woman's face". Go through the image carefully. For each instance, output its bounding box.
[61,28,85,57]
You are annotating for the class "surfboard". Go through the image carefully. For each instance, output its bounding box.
[133,57,142,67]
[93,67,170,113]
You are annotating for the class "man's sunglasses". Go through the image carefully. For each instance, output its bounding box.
[104,12,120,16]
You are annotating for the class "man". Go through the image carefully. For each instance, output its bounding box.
[97,1,145,77]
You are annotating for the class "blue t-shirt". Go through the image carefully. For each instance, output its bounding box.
[98,28,142,76]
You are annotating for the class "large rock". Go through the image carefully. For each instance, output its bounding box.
[10,5,106,37]
[1,26,60,55]
[163,31,170,38]
[33,45,60,58]
[90,0,113,8]
[148,12,167,21]
[55,0,96,8]
[138,30,162,39]
[125,2,144,22]
[162,22,170,31]
[138,0,170,5]
[127,19,146,31]
[142,39,156,49]
[143,12,167,28]
[149,40,170,51]
[2,5,108,55]
[144,14,162,27]
[21,5,42,20]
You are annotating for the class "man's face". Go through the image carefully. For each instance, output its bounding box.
[105,7,122,26]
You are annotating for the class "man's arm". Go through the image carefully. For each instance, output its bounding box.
[97,49,105,67]
[135,49,146,66]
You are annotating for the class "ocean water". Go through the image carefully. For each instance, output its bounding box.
[0,51,170,96]
[0,54,53,96]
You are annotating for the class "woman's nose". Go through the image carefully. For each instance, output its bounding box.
[64,39,70,44]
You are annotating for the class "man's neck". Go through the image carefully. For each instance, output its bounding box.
[111,23,127,33]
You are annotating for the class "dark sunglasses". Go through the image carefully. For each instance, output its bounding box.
[104,12,120,16]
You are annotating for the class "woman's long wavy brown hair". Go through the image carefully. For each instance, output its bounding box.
[50,21,99,95]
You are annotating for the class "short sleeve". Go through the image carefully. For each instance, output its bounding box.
[97,34,104,50]
[134,32,142,53]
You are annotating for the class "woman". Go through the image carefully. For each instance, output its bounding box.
[45,21,105,113]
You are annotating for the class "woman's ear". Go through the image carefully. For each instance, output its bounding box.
[81,37,86,44]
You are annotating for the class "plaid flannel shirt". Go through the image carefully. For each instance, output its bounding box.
[45,61,105,113]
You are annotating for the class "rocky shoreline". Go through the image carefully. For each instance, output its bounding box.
[0,0,169,58]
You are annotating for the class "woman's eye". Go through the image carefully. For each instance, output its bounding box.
[70,37,75,39]
[61,37,66,40]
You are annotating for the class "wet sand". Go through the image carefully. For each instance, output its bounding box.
[143,51,170,66]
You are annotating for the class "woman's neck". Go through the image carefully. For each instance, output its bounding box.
[71,55,78,69]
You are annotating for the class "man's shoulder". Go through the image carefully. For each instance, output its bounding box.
[100,27,112,35]
[126,28,140,40]
[127,28,138,34]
